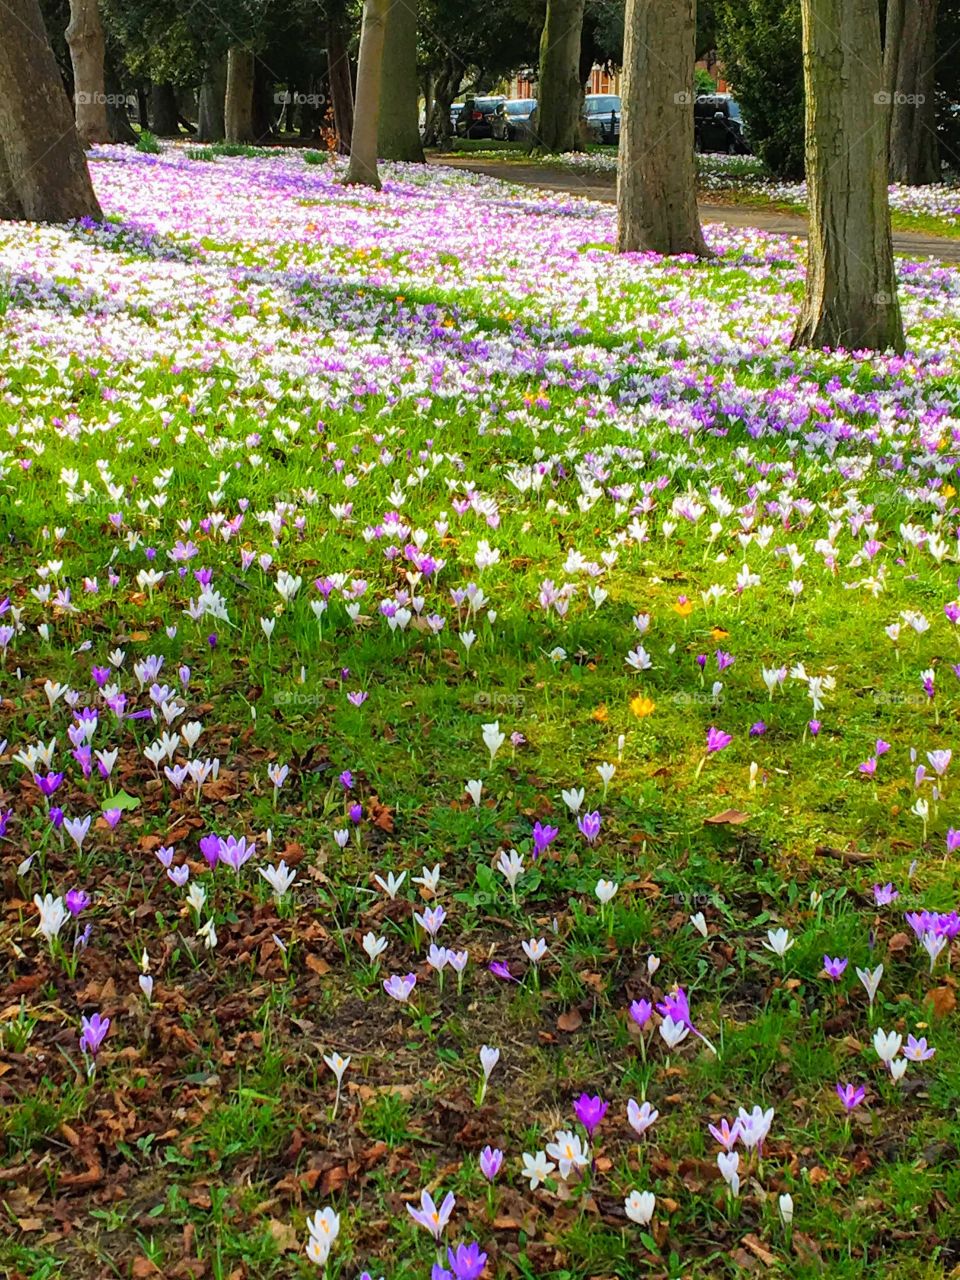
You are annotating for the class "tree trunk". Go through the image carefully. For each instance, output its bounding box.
[197,58,226,142]
[0,0,102,222]
[66,0,109,145]
[536,0,585,153]
[224,45,255,143]
[617,0,710,256]
[343,0,389,188]
[104,48,136,144]
[150,81,179,136]
[791,0,904,352]
[889,0,939,185]
[326,1,354,154]
[424,55,458,147]
[378,0,424,162]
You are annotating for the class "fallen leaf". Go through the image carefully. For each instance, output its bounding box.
[926,986,956,1018]
[557,1009,582,1033]
[267,1219,299,1253]
[705,809,750,825]
[305,954,331,977]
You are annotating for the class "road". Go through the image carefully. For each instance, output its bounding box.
[429,156,960,263]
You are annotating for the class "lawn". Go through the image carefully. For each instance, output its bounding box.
[2,145,960,1279]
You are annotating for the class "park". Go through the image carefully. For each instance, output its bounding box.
[1,1,960,1277]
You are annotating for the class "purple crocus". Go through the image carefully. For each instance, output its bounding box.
[531,821,558,859]
[489,960,518,983]
[573,1092,608,1136]
[347,690,368,707]
[65,889,90,917]
[873,883,898,906]
[577,811,601,843]
[407,1189,455,1241]
[749,722,766,737]
[836,1082,866,1111]
[34,772,64,798]
[218,834,255,872]
[947,828,960,854]
[79,1012,110,1058]
[383,972,417,1002]
[199,833,221,870]
[446,1243,487,1280]
[823,956,848,980]
[706,726,732,753]
[808,720,821,737]
[479,1145,503,1181]
[629,999,653,1028]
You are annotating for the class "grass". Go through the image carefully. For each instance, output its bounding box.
[0,148,959,1277]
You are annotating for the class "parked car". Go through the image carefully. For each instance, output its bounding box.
[582,94,620,144]
[694,94,750,154]
[450,102,465,130]
[455,96,506,139]
[492,98,538,142]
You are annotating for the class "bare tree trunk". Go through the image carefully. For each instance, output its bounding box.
[889,0,939,185]
[150,81,179,136]
[224,45,255,143]
[536,0,585,153]
[617,0,710,256]
[197,58,226,142]
[378,0,424,162]
[424,55,458,147]
[326,0,354,154]
[66,0,109,145]
[344,0,389,187]
[104,47,136,143]
[0,0,102,222]
[0,142,22,220]
[791,0,904,352]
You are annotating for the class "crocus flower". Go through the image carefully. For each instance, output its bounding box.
[624,1190,656,1225]
[217,834,255,872]
[573,1092,608,1136]
[383,973,417,1002]
[708,1117,741,1151]
[65,888,90,917]
[546,1129,591,1180]
[407,1189,455,1241]
[577,811,601,843]
[531,821,558,858]
[903,1035,935,1062]
[34,893,67,943]
[706,726,732,753]
[79,1011,110,1058]
[627,1098,658,1136]
[446,1242,487,1280]
[479,1146,503,1180]
[521,1150,555,1190]
[823,956,848,980]
[836,1082,866,1111]
[629,999,652,1028]
[873,883,898,906]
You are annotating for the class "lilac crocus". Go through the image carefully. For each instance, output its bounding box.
[823,956,848,980]
[489,960,518,982]
[873,883,898,906]
[947,828,960,854]
[629,999,652,1028]
[479,1145,503,1180]
[573,1092,608,1136]
[79,1012,110,1058]
[749,721,766,737]
[904,1035,935,1062]
[199,833,221,870]
[708,1117,741,1150]
[836,1082,866,1111]
[383,972,417,1002]
[218,834,255,872]
[577,811,601,843]
[407,1189,455,1240]
[347,690,368,707]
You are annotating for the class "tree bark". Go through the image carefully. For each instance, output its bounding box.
[104,47,136,144]
[326,0,354,154]
[889,0,939,185]
[197,58,226,142]
[378,0,424,162]
[343,0,389,187]
[617,0,710,256]
[150,81,179,136]
[791,0,904,352]
[536,0,585,153]
[66,0,109,145]
[424,55,458,147]
[0,0,102,222]
[224,45,255,143]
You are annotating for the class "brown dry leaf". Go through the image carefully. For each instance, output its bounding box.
[742,1233,777,1266]
[926,986,957,1018]
[131,1259,161,1278]
[888,932,912,954]
[267,1218,299,1253]
[704,809,750,825]
[808,1166,830,1185]
[305,954,331,977]
[16,1218,44,1232]
[557,1009,583,1033]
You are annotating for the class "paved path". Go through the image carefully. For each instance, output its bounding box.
[430,156,960,263]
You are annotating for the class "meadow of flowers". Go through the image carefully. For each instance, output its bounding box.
[2,145,960,1279]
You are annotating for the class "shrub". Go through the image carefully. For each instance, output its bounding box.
[716,0,804,180]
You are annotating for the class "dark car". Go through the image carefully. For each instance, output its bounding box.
[450,102,466,131]
[455,96,505,139]
[582,94,620,144]
[492,98,538,142]
[694,94,750,154]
